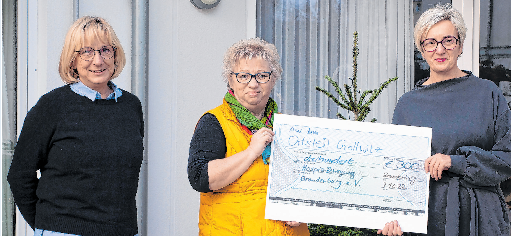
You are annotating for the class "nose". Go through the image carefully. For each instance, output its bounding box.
[92,51,105,65]
[435,43,447,53]
[247,75,259,87]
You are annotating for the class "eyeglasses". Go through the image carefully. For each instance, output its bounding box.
[231,71,272,84]
[420,36,459,52]
[75,46,115,61]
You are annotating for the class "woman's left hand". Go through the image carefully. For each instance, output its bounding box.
[285,221,301,227]
[425,153,451,181]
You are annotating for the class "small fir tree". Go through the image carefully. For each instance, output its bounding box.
[316,31,398,122]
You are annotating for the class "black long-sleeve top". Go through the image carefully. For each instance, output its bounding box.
[7,85,144,236]
[188,113,227,193]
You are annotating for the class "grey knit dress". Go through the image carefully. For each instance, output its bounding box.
[392,72,511,236]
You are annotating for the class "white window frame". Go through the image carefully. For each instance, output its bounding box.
[453,0,480,76]
[246,0,257,39]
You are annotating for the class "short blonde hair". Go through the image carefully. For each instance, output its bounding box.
[414,3,467,53]
[59,16,126,84]
[222,38,282,86]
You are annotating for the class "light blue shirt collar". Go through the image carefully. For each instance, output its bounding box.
[70,81,123,102]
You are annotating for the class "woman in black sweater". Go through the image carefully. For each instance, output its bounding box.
[7,16,144,236]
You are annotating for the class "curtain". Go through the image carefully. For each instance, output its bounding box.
[257,0,414,124]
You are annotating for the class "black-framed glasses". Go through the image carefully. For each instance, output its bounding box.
[231,71,272,84]
[420,36,459,52]
[75,46,115,61]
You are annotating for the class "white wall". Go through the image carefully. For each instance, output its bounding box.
[17,0,132,111]
[78,0,133,91]
[147,0,249,235]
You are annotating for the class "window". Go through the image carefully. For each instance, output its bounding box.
[256,0,415,123]
[479,0,511,107]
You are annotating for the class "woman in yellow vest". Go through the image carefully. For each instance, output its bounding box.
[188,38,309,236]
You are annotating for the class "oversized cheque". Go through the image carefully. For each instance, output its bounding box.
[265,114,432,233]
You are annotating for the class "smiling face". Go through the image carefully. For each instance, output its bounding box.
[228,57,275,118]
[73,35,115,93]
[421,20,464,80]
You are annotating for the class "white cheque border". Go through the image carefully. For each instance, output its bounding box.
[265,114,432,234]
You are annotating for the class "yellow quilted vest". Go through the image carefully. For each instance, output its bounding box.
[198,99,309,236]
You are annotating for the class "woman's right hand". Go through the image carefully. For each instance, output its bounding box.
[208,127,274,191]
[246,127,274,158]
[425,153,451,181]
[377,220,403,236]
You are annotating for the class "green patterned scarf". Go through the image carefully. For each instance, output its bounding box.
[225,90,277,164]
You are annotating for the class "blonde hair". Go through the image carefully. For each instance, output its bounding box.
[222,38,282,86]
[59,16,126,84]
[414,3,467,53]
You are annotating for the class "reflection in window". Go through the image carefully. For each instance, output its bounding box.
[479,0,511,107]
[415,3,422,13]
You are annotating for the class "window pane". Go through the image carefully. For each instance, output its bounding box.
[257,0,415,123]
[256,0,343,118]
[479,0,511,108]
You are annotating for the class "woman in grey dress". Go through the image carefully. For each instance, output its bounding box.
[379,4,511,236]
